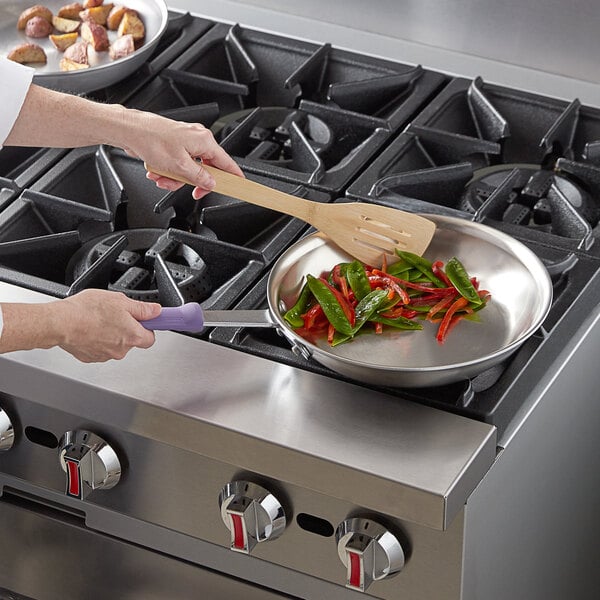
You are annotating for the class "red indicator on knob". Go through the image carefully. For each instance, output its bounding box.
[348,551,362,589]
[65,459,81,499]
[229,513,246,551]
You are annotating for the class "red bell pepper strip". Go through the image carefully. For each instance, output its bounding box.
[303,303,327,330]
[367,273,410,304]
[427,294,458,321]
[436,297,469,344]
[432,260,452,287]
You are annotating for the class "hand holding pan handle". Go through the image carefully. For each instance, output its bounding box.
[140,304,275,332]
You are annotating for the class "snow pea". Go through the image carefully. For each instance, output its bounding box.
[352,289,389,331]
[396,250,445,288]
[283,281,312,328]
[345,260,372,300]
[370,314,424,330]
[444,257,483,306]
[306,275,354,336]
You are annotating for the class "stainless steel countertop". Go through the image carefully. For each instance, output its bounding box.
[170,0,600,108]
[0,282,497,530]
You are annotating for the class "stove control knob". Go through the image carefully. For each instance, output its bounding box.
[218,480,286,554]
[58,430,121,500]
[0,408,15,451]
[336,518,405,592]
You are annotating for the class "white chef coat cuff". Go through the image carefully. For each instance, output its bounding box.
[0,58,35,149]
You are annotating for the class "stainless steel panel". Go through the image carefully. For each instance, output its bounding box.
[0,473,466,600]
[179,0,600,85]
[461,305,600,599]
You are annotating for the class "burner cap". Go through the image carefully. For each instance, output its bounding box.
[214,107,333,163]
[460,164,598,230]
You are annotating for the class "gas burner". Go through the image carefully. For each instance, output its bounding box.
[215,107,333,164]
[66,229,215,304]
[460,164,599,231]
[347,76,600,249]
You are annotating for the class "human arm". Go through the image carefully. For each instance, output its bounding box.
[3,82,244,199]
[0,289,161,362]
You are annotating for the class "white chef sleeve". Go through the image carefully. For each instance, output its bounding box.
[0,58,35,149]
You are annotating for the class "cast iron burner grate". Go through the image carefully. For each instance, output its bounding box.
[0,144,329,307]
[66,228,215,305]
[0,146,66,214]
[347,77,600,251]
[85,11,214,104]
[128,22,447,193]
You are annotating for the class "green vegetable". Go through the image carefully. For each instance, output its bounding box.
[345,260,372,300]
[306,275,354,335]
[444,257,483,306]
[352,289,389,331]
[370,314,423,330]
[283,281,312,328]
[396,250,445,287]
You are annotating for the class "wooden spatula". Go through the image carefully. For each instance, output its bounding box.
[145,163,436,264]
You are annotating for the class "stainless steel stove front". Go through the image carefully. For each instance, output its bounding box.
[1,281,600,600]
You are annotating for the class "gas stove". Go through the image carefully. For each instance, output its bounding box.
[1,6,599,600]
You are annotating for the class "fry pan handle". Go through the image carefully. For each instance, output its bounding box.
[141,303,205,332]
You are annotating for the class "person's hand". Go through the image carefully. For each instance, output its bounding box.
[118,109,244,200]
[52,289,161,363]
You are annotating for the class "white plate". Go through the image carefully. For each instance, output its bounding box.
[0,0,168,93]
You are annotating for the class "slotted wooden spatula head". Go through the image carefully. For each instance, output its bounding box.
[145,163,436,264]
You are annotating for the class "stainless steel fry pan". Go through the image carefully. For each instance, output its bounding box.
[143,215,553,388]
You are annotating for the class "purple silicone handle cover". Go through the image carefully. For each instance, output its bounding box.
[141,303,205,332]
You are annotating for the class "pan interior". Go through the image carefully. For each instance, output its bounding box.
[269,216,552,372]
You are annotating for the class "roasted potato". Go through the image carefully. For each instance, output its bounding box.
[52,15,80,33]
[57,2,84,20]
[7,42,47,64]
[80,20,109,51]
[60,57,90,71]
[17,5,53,30]
[106,4,134,30]
[83,0,104,7]
[117,10,144,41]
[24,15,53,37]
[79,4,114,26]
[63,39,89,63]
[49,32,79,51]
[109,33,134,60]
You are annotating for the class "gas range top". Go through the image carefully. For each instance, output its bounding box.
[2,8,600,600]
[1,11,600,439]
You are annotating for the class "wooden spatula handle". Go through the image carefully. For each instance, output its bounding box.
[144,162,314,222]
